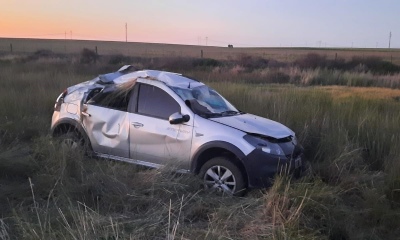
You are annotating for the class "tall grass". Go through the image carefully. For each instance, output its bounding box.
[213,83,400,168]
[1,59,400,239]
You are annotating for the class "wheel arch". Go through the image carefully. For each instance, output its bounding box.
[191,141,248,185]
[52,119,91,147]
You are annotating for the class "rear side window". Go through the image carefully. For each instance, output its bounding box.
[137,84,180,119]
[88,88,130,112]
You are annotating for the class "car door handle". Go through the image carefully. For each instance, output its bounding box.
[132,122,143,128]
[81,111,91,117]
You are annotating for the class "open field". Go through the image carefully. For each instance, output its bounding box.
[1,49,400,239]
[1,37,400,64]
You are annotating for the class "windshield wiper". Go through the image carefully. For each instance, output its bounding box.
[204,110,245,118]
[220,110,242,116]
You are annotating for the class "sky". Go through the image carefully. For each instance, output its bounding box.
[1,0,399,48]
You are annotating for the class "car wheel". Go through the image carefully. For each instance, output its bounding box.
[199,157,247,196]
[59,131,84,150]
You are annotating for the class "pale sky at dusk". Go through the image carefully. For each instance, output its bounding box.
[1,0,399,48]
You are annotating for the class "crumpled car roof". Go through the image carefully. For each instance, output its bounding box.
[115,69,204,89]
[67,66,204,94]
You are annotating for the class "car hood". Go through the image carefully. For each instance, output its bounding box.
[210,113,294,139]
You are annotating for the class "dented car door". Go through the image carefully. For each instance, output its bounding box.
[81,88,130,157]
[128,83,193,169]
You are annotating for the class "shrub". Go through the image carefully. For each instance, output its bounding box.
[236,54,269,70]
[329,57,347,70]
[264,70,290,84]
[80,48,98,64]
[32,49,54,58]
[295,53,328,69]
[108,54,132,65]
[192,58,221,68]
[25,49,65,62]
[339,56,400,74]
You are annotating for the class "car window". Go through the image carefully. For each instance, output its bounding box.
[137,84,180,119]
[88,88,130,112]
[170,85,238,115]
[127,83,139,113]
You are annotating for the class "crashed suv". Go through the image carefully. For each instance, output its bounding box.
[51,66,304,195]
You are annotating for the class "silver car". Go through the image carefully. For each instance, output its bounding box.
[51,66,303,195]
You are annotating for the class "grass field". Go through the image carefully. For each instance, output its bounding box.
[1,37,400,64]
[1,45,400,239]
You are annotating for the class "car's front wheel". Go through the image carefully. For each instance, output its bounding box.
[59,131,83,150]
[199,157,247,196]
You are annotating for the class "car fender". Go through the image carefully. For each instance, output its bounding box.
[51,118,90,143]
[190,140,246,173]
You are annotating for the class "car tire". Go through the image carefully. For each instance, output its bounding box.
[199,157,247,196]
[59,131,83,149]
[59,130,94,155]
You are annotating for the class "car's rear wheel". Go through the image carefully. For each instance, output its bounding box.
[199,157,247,196]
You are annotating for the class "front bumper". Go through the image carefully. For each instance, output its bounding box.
[242,147,304,188]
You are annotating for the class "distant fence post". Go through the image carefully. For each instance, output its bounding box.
[95,46,98,64]
[10,43,13,53]
[201,49,203,58]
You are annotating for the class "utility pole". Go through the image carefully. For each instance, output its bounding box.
[389,31,392,48]
[125,23,127,42]
[64,31,67,52]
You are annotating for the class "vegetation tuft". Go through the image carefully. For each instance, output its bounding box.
[80,48,98,64]
[1,52,400,239]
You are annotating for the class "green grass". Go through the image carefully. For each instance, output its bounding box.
[1,59,400,239]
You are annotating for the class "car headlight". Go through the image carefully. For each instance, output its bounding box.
[243,134,285,156]
[259,143,284,155]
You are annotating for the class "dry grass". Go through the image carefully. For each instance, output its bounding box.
[1,37,400,64]
[313,85,400,100]
[1,59,400,239]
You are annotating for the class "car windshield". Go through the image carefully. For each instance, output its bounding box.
[170,85,240,117]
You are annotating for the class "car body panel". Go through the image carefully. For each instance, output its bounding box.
[82,105,130,157]
[127,78,195,168]
[242,149,303,188]
[190,115,254,160]
[51,101,81,130]
[129,113,193,169]
[210,114,294,139]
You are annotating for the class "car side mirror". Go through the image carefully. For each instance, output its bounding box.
[169,112,190,124]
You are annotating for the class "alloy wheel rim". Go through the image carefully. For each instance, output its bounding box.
[62,138,79,149]
[204,165,236,194]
